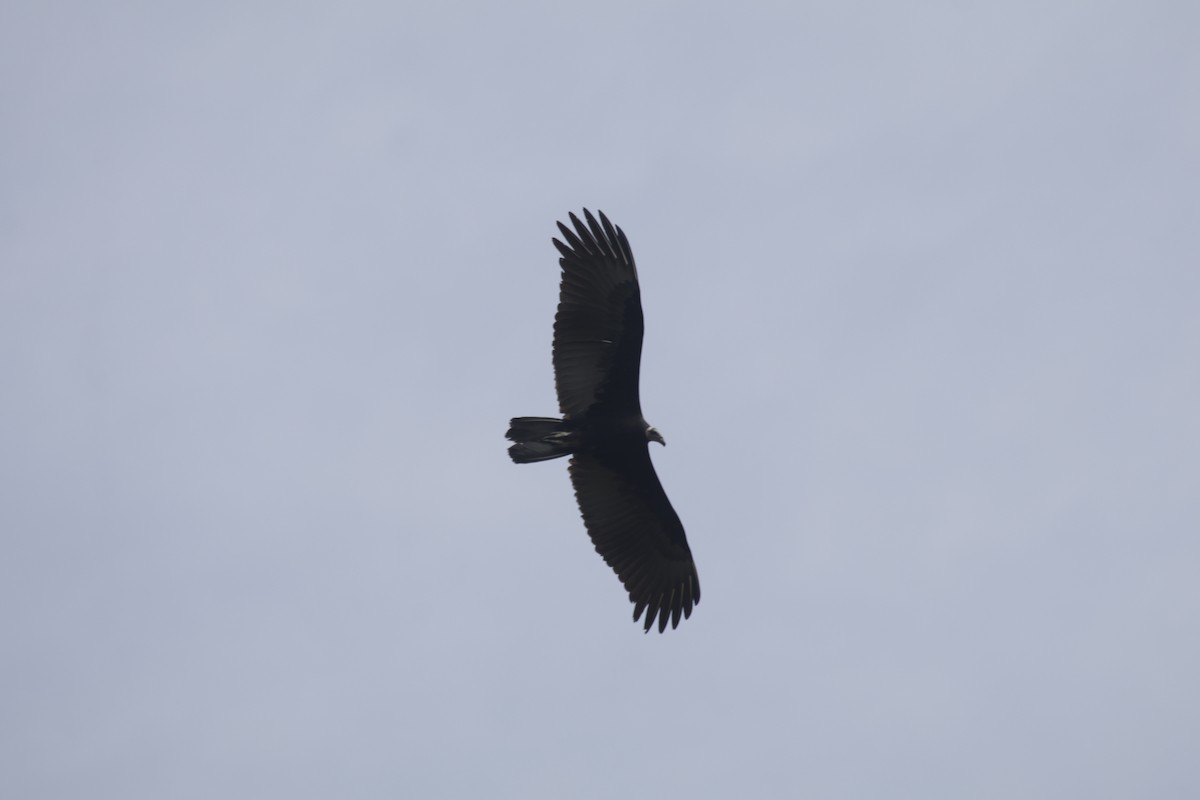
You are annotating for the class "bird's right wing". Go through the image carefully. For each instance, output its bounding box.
[568,450,700,632]
[552,210,645,418]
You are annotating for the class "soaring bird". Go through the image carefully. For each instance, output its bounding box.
[506,209,699,632]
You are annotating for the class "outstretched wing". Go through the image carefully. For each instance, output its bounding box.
[552,210,644,418]
[569,450,700,632]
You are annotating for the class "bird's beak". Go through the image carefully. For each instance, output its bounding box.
[648,427,666,446]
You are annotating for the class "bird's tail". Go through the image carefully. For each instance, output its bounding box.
[506,416,575,463]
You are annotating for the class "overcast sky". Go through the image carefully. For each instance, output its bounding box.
[2,2,1198,798]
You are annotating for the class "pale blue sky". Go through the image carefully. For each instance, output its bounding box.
[2,2,1198,797]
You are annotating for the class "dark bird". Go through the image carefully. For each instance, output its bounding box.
[506,209,700,633]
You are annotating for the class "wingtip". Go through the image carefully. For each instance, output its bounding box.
[630,578,698,633]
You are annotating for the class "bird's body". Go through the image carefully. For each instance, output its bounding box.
[506,210,699,633]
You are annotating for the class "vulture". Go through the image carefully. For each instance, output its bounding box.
[506,209,700,633]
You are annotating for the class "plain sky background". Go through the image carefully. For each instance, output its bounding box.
[3,2,1198,797]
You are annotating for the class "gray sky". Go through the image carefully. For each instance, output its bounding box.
[3,2,1198,797]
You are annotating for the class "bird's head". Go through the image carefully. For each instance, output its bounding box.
[646,426,665,446]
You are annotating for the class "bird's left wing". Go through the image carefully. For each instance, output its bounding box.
[568,450,700,632]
